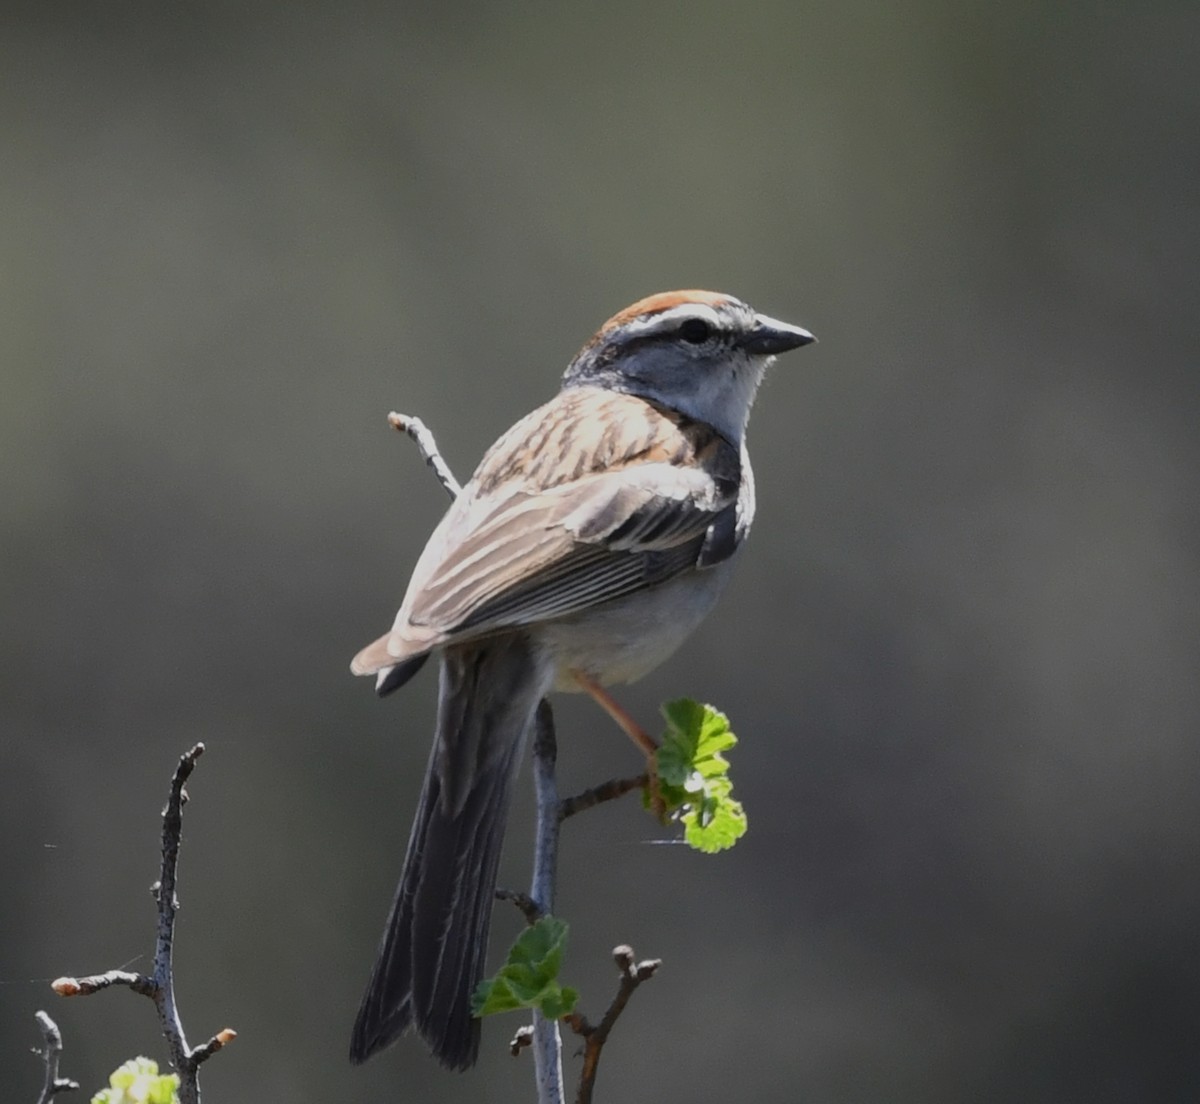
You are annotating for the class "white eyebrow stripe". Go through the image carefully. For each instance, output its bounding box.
[619,302,727,339]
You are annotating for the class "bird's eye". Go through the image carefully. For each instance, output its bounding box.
[679,318,712,344]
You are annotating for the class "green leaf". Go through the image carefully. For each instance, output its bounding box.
[471,915,579,1019]
[92,1058,180,1104]
[653,699,748,853]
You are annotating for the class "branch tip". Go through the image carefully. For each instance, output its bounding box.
[635,959,662,981]
[34,1010,79,1103]
[495,887,544,925]
[386,411,463,499]
[192,1027,237,1066]
[49,744,228,1104]
[575,943,662,1104]
[611,945,635,972]
[509,1025,534,1057]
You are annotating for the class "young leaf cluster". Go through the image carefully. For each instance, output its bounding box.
[471,915,579,1020]
[91,1057,180,1104]
[653,699,747,853]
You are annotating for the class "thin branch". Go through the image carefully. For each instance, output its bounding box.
[529,701,565,1104]
[494,888,545,926]
[387,411,462,499]
[564,946,661,1104]
[189,1028,238,1066]
[558,774,648,822]
[32,1011,79,1104]
[51,744,236,1104]
[152,743,199,1082]
[509,1025,535,1057]
[51,970,153,998]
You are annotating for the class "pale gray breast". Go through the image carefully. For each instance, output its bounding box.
[540,556,738,691]
[539,438,754,689]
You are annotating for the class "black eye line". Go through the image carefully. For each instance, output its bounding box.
[598,317,728,363]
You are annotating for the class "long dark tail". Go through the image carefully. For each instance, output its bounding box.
[350,636,551,1070]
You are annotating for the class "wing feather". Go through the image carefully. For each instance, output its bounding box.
[372,388,745,662]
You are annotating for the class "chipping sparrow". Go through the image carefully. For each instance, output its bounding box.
[349,290,814,1070]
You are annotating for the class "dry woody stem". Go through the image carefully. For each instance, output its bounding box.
[558,774,649,821]
[33,1011,79,1104]
[495,888,546,926]
[50,744,235,1104]
[564,945,662,1104]
[388,411,463,499]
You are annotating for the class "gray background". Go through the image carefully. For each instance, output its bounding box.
[3,3,1197,1101]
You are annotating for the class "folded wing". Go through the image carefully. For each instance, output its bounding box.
[353,388,743,674]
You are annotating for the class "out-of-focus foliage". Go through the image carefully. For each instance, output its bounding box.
[91,1057,179,1104]
[2,3,1197,1102]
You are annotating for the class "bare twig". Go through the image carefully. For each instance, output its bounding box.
[564,945,661,1104]
[51,971,153,998]
[189,1027,238,1066]
[530,702,565,1104]
[387,411,462,499]
[32,1011,79,1103]
[495,888,545,926]
[558,774,648,821]
[52,744,236,1104]
[510,1025,535,1057]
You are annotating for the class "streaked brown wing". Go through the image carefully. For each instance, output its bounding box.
[378,387,742,652]
[408,466,735,636]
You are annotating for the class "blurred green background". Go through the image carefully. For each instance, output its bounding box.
[3,3,1197,1101]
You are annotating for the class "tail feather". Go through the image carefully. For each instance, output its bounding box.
[350,636,551,1070]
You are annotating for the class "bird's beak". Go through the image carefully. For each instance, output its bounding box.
[741,314,816,355]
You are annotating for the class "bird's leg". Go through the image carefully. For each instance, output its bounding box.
[570,670,666,819]
[571,671,657,755]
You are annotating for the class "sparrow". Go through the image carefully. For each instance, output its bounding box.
[349,290,814,1070]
